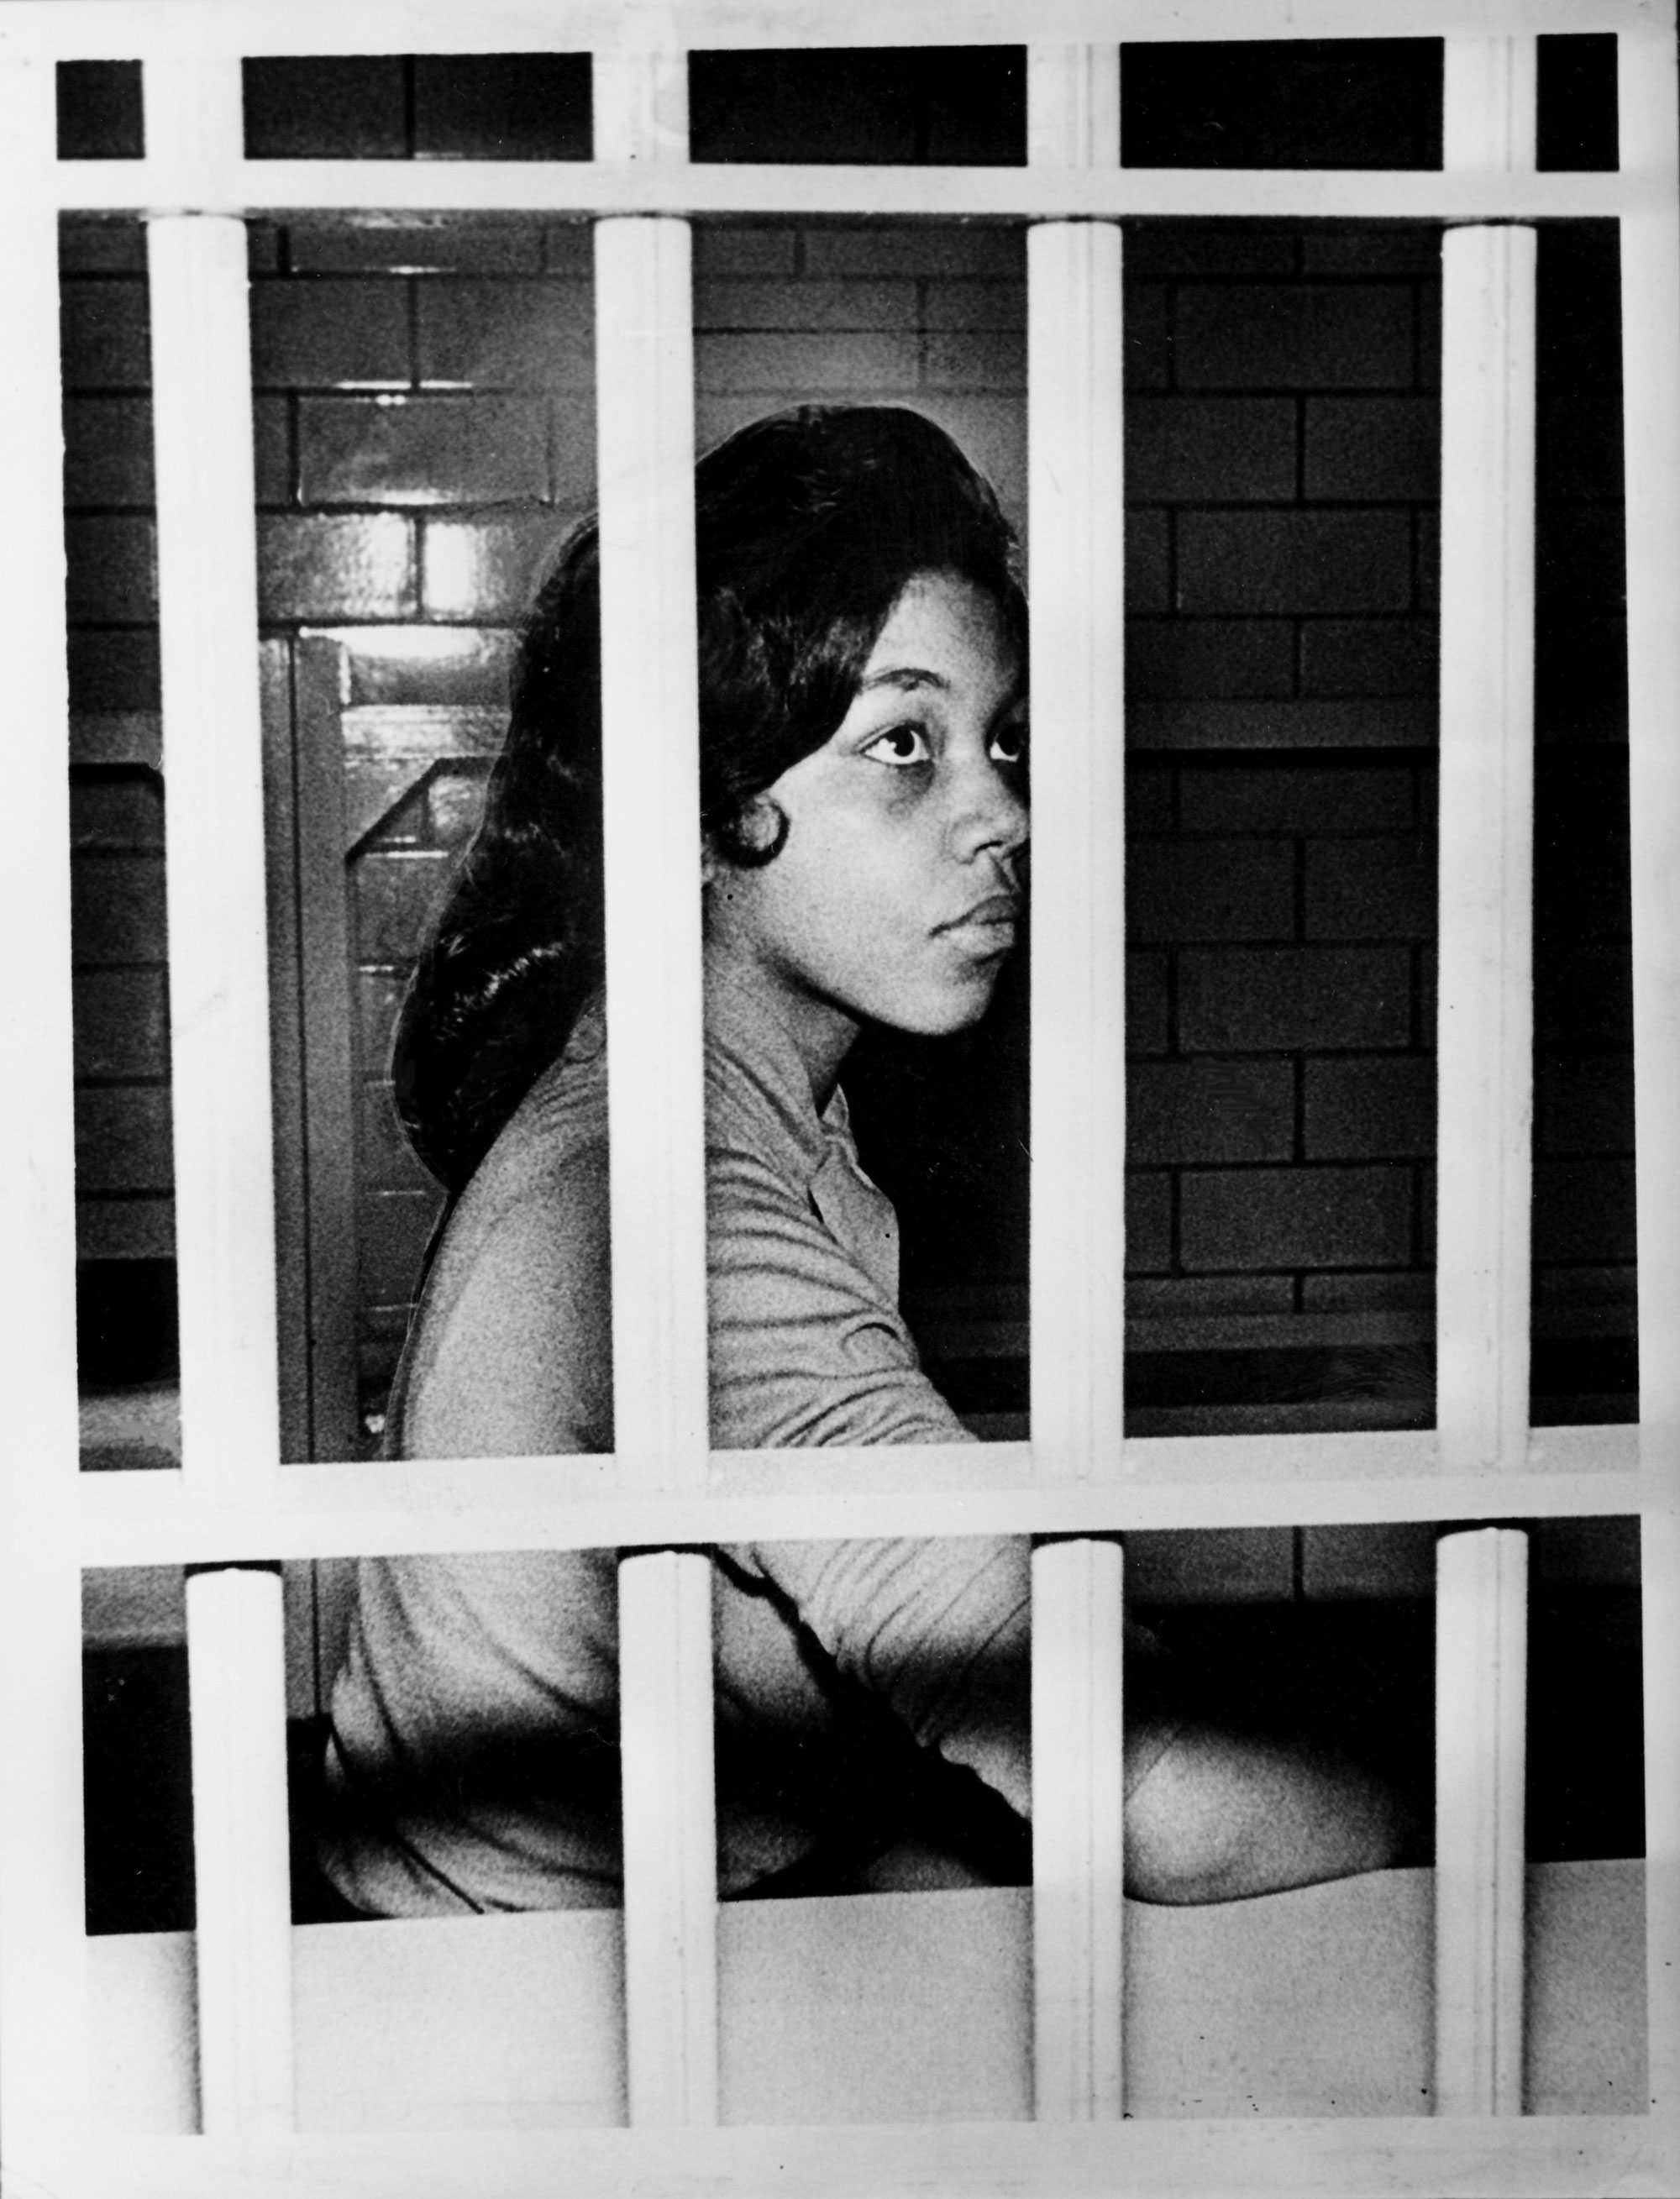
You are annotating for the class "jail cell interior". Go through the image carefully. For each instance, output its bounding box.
[4,8,1678,2196]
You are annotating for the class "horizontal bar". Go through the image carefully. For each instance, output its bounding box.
[48,158,1651,222]
[5,2107,1672,2199]
[3,0,1662,59]
[75,1430,1645,1568]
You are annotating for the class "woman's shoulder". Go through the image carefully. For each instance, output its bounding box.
[396,1047,613,1460]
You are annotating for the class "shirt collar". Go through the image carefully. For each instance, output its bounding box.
[702,946,852,1174]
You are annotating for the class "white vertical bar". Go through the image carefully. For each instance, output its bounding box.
[618,1551,718,2127]
[1619,24,1680,2122]
[1031,1538,1126,2122]
[1433,1525,1528,2114]
[145,60,281,1493]
[1437,40,1538,1472]
[1026,42,1126,2132]
[595,49,716,2130]
[0,55,93,2152]
[185,1567,295,2135]
[1026,44,1125,1486]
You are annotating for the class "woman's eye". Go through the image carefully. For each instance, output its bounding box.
[990,722,1029,767]
[862,724,932,767]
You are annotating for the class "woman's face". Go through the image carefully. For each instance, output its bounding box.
[705,569,1027,1096]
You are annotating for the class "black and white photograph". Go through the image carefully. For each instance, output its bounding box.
[3,6,1676,2195]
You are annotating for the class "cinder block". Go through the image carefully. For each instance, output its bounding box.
[60,280,150,389]
[1126,619,1294,701]
[1125,1171,1173,1273]
[76,1197,174,1261]
[243,58,408,159]
[1303,1057,1435,1160]
[75,1084,173,1193]
[70,778,165,849]
[922,328,1026,391]
[298,395,550,506]
[254,395,292,505]
[65,517,157,623]
[66,629,160,714]
[416,279,593,389]
[1174,285,1415,391]
[359,1190,439,1308]
[1536,940,1634,1051]
[1179,1164,1414,1272]
[354,849,453,964]
[1126,1274,1296,1320]
[60,222,148,278]
[1128,839,1295,942]
[63,397,155,507]
[71,853,167,965]
[1126,397,1297,504]
[922,48,1025,165]
[922,280,1026,332]
[1126,1528,1297,1604]
[74,968,169,1081]
[1536,1052,1635,1155]
[801,225,1022,280]
[1301,228,1440,276]
[696,330,921,395]
[1418,282,1440,390]
[1305,837,1434,938]
[411,53,591,161]
[1531,1156,1637,1263]
[1124,285,1170,391]
[1179,762,1415,836]
[1128,1058,1295,1164]
[1530,1516,1640,1587]
[340,627,517,707]
[259,514,416,621]
[539,223,593,273]
[1126,763,1174,834]
[1537,506,1627,616]
[421,512,561,620]
[289,223,546,276]
[690,51,918,165]
[1179,947,1413,1052]
[1300,1523,1436,1599]
[1304,397,1439,501]
[1176,511,1413,615]
[1126,227,1299,279]
[1301,1274,1434,1320]
[1126,950,1170,1055]
[694,228,799,278]
[1415,509,1437,611]
[695,279,918,333]
[1126,508,1170,612]
[1298,618,1436,699]
[249,279,411,390]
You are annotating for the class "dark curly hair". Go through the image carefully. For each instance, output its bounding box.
[393,404,1026,1192]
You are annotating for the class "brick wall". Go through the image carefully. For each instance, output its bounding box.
[60,48,1633,1434]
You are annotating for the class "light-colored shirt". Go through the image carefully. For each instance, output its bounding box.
[321,961,1143,1914]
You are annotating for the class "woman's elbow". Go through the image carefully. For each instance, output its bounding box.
[1122,1724,1420,1907]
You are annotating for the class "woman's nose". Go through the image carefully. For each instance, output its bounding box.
[951,756,1029,863]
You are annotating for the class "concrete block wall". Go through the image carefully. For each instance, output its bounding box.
[60,48,1633,1433]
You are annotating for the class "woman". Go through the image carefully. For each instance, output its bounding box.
[319,406,1409,1917]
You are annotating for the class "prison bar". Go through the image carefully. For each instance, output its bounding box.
[0,9,1674,2189]
[1024,38,1130,2118]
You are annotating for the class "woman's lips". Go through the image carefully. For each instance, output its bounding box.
[937,895,1021,953]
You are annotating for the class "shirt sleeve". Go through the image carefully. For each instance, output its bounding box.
[706,1130,1033,1815]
